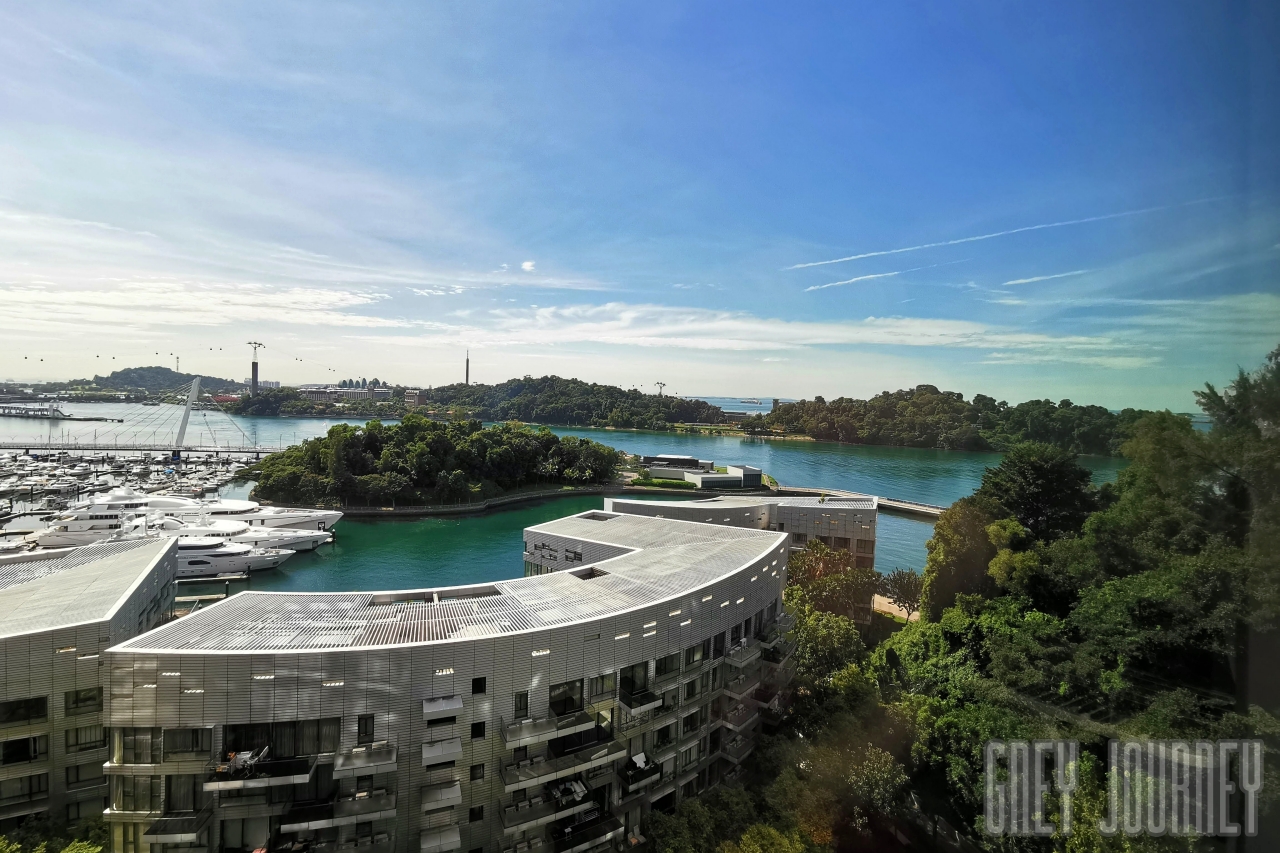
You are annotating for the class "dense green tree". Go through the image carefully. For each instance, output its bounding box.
[975,442,1098,541]
[879,567,924,620]
[919,495,1003,620]
[247,415,620,506]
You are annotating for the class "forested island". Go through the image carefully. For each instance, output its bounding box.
[741,385,1153,455]
[647,346,1279,852]
[246,415,622,506]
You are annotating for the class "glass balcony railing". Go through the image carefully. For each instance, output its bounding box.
[499,786,597,834]
[725,640,761,668]
[721,735,755,763]
[279,792,397,832]
[499,740,626,793]
[721,701,759,731]
[618,759,662,794]
[617,688,661,715]
[761,637,796,664]
[141,804,213,844]
[549,811,624,853]
[723,670,761,700]
[333,742,398,778]
[419,825,460,853]
[204,754,316,791]
[501,709,598,748]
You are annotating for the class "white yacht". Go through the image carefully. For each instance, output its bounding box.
[32,513,333,551]
[67,487,343,531]
[171,538,293,578]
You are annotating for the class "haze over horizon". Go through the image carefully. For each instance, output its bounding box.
[2,3,1277,410]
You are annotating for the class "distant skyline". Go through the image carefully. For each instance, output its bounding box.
[1,3,1277,409]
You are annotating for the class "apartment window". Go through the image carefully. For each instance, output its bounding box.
[358,715,375,745]
[469,763,485,782]
[162,727,211,758]
[619,662,649,696]
[588,673,616,697]
[684,639,710,667]
[472,677,486,695]
[856,539,875,554]
[66,762,104,788]
[0,697,47,726]
[111,728,162,765]
[513,692,529,720]
[713,633,726,659]
[110,774,160,811]
[470,722,486,740]
[655,653,680,679]
[833,536,851,550]
[64,688,103,717]
[1,735,48,765]
[549,680,583,716]
[427,716,457,729]
[469,805,484,823]
[652,724,675,751]
[684,679,700,701]
[791,532,807,544]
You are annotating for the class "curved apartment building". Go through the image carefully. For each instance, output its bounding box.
[101,507,798,853]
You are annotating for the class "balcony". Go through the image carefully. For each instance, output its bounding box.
[725,640,760,668]
[720,702,758,733]
[0,791,49,821]
[204,754,316,791]
[420,738,463,768]
[720,735,755,764]
[419,826,460,853]
[499,741,626,793]
[617,688,661,716]
[618,757,662,795]
[422,695,465,721]
[142,804,213,844]
[502,709,598,749]
[333,742,398,779]
[309,831,395,853]
[722,670,761,701]
[761,637,796,665]
[280,792,397,832]
[420,781,462,813]
[499,786,597,835]
[549,809,624,853]
[762,658,796,689]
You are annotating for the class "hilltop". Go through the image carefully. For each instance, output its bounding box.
[91,366,241,393]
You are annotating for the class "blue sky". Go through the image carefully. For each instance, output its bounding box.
[1,2,1277,409]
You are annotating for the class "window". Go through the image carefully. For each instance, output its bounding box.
[162,728,210,758]
[469,805,484,822]
[833,536,850,550]
[684,679,700,701]
[619,662,649,696]
[427,716,457,729]
[713,633,726,659]
[791,532,807,544]
[471,677,486,695]
[469,763,485,781]
[110,774,159,811]
[684,638,710,667]
[513,692,529,720]
[1,735,47,765]
[67,762,104,788]
[856,539,875,554]
[655,653,680,680]
[0,697,47,726]
[64,687,103,717]
[588,673,616,697]
[470,722,485,740]
[549,680,583,716]
[358,715,375,744]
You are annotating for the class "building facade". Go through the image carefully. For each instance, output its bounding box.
[101,510,795,853]
[0,540,177,833]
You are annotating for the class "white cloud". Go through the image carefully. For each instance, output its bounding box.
[522,260,536,272]
[1002,269,1089,286]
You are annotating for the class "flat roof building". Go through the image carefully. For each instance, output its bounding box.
[101,512,795,853]
[0,539,177,833]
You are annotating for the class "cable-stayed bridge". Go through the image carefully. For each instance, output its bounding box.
[0,380,280,456]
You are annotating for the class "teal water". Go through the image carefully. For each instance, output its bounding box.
[15,403,1127,591]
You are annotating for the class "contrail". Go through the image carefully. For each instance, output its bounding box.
[805,259,968,292]
[1003,269,1089,286]
[786,202,1190,270]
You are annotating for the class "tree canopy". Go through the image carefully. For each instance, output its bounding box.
[246,415,621,506]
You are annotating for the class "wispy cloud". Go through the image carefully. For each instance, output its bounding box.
[785,202,1214,270]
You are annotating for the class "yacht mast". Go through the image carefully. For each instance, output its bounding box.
[173,377,200,460]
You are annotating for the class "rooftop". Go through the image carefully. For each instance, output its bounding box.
[110,512,787,655]
[0,539,174,638]
[609,495,877,510]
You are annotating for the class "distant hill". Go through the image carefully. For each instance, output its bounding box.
[93,366,241,393]
[419,376,726,429]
